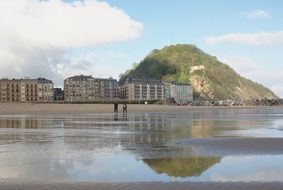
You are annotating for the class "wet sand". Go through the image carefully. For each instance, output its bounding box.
[173,138,283,156]
[0,103,280,115]
[1,181,283,190]
[1,105,283,189]
[0,103,190,114]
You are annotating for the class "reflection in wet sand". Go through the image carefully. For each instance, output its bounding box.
[0,108,283,182]
[143,157,220,178]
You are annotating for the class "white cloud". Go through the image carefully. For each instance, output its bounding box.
[209,156,283,182]
[220,56,260,75]
[243,9,271,19]
[219,55,283,98]
[249,71,283,98]
[211,170,283,182]
[0,0,143,86]
[271,85,283,99]
[205,31,283,46]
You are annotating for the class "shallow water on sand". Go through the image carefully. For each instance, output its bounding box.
[0,108,283,182]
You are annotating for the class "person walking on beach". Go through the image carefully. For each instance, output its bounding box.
[114,102,118,113]
[123,103,127,114]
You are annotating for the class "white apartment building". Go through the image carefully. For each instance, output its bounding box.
[165,82,193,105]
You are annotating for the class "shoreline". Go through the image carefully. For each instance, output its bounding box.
[0,103,282,115]
[0,181,283,190]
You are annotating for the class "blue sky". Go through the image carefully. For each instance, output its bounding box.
[69,0,283,96]
[0,0,282,97]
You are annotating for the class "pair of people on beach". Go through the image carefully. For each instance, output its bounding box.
[114,103,127,113]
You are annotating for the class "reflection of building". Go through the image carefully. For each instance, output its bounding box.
[60,113,192,153]
[0,116,53,129]
[64,75,119,102]
[165,82,193,105]
[127,114,173,146]
[0,113,221,180]
[0,78,53,102]
[121,78,165,101]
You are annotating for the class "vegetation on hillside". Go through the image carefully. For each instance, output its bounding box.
[119,44,277,100]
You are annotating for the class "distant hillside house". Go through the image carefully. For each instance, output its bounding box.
[121,78,165,101]
[0,77,53,102]
[64,75,119,102]
[165,82,193,105]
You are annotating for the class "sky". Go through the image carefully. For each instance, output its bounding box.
[0,0,282,97]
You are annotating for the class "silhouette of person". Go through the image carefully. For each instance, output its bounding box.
[123,103,127,114]
[122,112,128,121]
[114,113,118,121]
[114,102,118,113]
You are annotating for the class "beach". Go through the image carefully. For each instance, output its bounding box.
[0,103,280,115]
[0,103,191,114]
[0,104,283,189]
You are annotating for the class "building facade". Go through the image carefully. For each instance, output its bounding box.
[64,75,95,102]
[121,78,165,101]
[64,75,119,102]
[36,78,54,102]
[93,78,119,100]
[0,78,53,102]
[165,82,193,105]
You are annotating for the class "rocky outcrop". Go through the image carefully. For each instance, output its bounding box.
[193,98,283,106]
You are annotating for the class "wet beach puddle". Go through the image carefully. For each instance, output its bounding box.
[0,108,283,182]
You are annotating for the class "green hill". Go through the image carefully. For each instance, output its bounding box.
[119,44,277,100]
